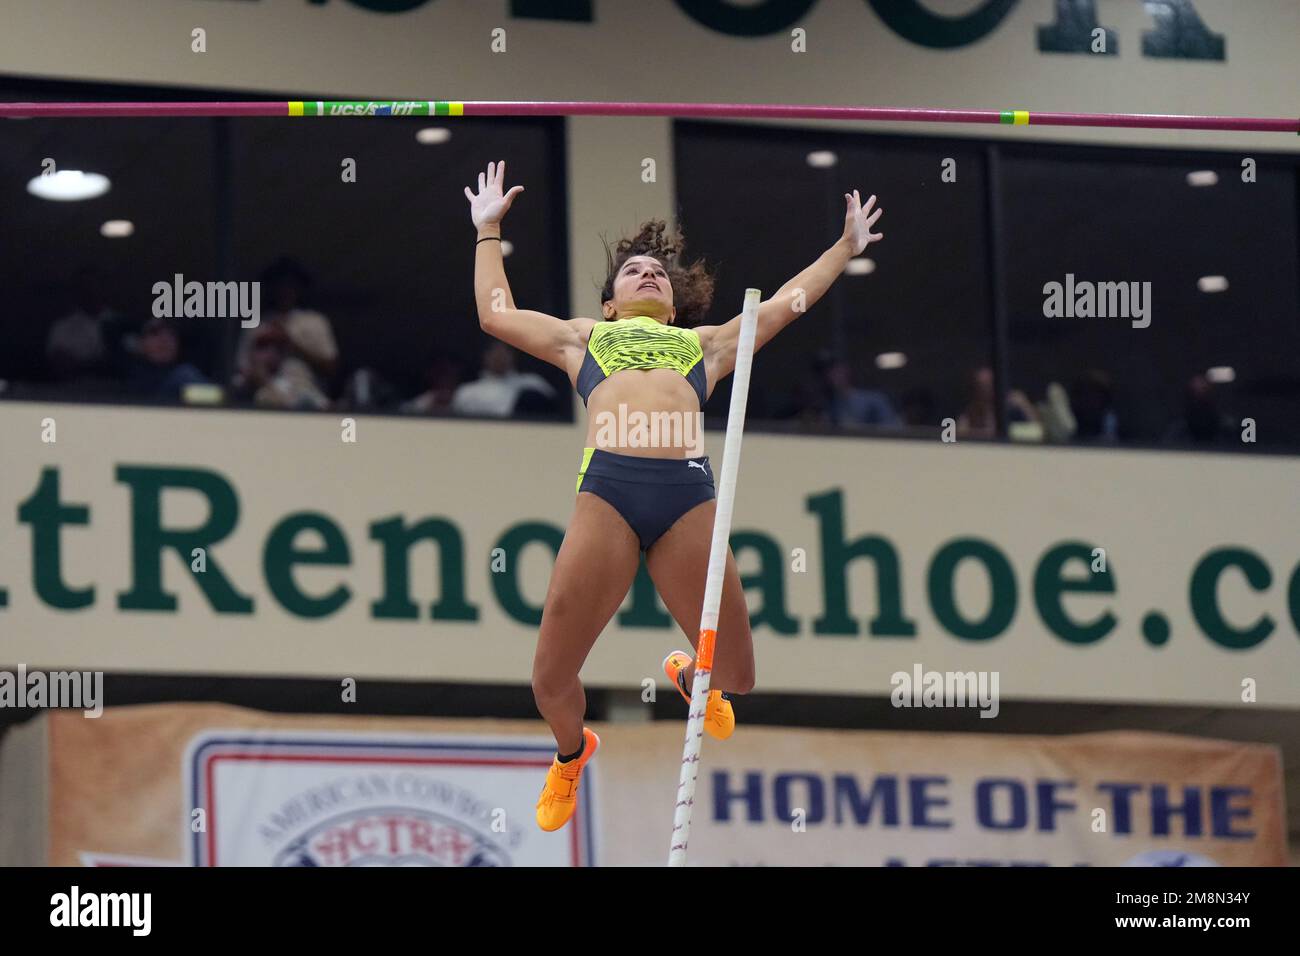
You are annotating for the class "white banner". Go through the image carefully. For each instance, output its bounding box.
[1,403,1298,707]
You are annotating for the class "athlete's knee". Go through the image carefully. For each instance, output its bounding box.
[729,658,756,695]
[531,661,578,712]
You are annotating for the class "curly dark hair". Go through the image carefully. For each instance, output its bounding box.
[599,219,716,327]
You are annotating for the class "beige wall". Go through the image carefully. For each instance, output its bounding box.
[2,400,1298,707]
[3,1,1297,148]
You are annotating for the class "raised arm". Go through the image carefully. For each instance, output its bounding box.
[700,190,883,382]
[465,161,591,370]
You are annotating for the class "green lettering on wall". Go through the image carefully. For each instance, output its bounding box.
[264,512,352,618]
[1034,542,1116,644]
[1038,0,1224,60]
[116,465,253,613]
[928,538,1017,641]
[1288,561,1300,638]
[1190,548,1273,649]
[674,0,816,36]
[369,516,479,621]
[1142,0,1224,60]
[311,0,431,13]
[866,0,1019,49]
[511,0,592,22]
[491,521,565,626]
[1037,0,1117,55]
[17,467,94,610]
[808,489,916,638]
[731,530,798,635]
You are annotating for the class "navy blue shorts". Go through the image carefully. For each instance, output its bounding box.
[575,447,716,551]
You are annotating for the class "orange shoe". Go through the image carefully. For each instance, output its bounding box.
[535,727,599,832]
[662,651,735,740]
[663,650,694,704]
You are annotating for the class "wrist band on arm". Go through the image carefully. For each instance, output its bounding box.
[476,236,502,245]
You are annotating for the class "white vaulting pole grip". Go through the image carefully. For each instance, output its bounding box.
[667,287,761,867]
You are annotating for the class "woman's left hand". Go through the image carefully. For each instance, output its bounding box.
[842,189,883,256]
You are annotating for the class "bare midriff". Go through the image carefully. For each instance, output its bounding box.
[579,367,706,459]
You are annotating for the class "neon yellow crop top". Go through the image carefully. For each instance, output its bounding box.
[575,315,707,407]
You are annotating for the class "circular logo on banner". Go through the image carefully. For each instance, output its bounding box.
[272,807,511,866]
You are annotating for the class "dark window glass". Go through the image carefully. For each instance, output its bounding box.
[1001,149,1300,450]
[0,78,570,421]
[674,120,993,438]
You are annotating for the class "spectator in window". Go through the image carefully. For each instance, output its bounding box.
[777,368,830,426]
[513,385,561,417]
[337,367,400,413]
[900,386,936,428]
[125,317,210,401]
[235,257,339,397]
[401,352,465,415]
[815,351,899,427]
[45,267,127,384]
[232,322,329,410]
[957,366,997,437]
[957,366,1039,439]
[1069,370,1119,444]
[1036,381,1076,444]
[1163,374,1235,446]
[451,341,557,418]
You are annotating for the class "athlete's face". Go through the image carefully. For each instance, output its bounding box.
[607,255,675,323]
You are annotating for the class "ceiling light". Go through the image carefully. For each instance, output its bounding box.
[100,219,134,238]
[875,351,907,370]
[26,170,110,201]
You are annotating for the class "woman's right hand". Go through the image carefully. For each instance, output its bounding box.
[464,160,524,231]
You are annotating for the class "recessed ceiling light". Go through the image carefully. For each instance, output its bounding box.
[846,257,876,276]
[1186,170,1218,187]
[1206,366,1235,383]
[415,127,451,145]
[875,351,907,370]
[500,240,514,257]
[1197,275,1228,293]
[100,219,134,238]
[806,150,837,168]
[27,170,110,201]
